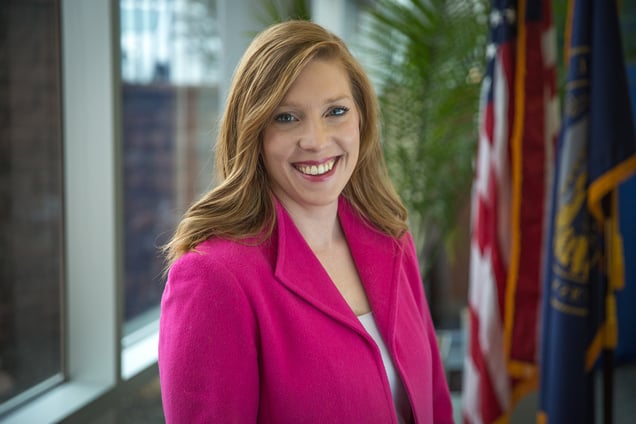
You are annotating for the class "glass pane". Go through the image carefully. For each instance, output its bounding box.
[120,0,221,327]
[0,0,64,413]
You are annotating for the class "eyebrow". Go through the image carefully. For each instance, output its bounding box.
[277,95,353,109]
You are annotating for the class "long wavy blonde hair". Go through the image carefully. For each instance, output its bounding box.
[164,20,408,266]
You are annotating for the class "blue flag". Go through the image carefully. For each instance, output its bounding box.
[538,0,636,423]
[617,174,636,362]
[616,64,636,364]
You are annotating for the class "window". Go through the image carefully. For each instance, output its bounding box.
[0,0,64,414]
[120,0,221,331]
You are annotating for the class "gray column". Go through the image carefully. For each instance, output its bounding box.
[218,0,265,108]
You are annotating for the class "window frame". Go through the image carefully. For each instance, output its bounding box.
[0,0,143,421]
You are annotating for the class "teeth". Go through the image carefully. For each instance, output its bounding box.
[296,159,336,176]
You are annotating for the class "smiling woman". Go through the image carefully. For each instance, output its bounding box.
[262,59,360,216]
[158,20,453,424]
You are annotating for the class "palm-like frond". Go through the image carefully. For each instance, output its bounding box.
[255,0,310,25]
[365,0,488,270]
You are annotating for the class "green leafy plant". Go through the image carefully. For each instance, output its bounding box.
[365,0,487,276]
[255,0,310,24]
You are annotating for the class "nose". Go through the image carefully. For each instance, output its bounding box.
[298,117,329,151]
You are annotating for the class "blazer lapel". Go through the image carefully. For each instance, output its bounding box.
[272,200,362,331]
[271,197,402,342]
[337,197,401,345]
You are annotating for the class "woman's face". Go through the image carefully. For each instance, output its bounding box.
[262,59,360,214]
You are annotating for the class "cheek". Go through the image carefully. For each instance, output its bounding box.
[347,126,363,167]
[261,133,278,174]
[349,114,361,148]
[262,130,283,160]
[347,124,361,155]
[262,133,296,182]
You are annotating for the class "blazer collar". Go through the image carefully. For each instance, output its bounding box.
[272,196,400,337]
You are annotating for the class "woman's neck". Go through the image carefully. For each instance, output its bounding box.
[283,201,343,254]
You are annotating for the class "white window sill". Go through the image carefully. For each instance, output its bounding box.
[2,325,159,424]
[1,381,111,424]
[122,321,159,380]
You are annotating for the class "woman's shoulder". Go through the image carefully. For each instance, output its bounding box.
[169,237,273,281]
[195,236,262,258]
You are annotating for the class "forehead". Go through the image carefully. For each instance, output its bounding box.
[281,59,352,102]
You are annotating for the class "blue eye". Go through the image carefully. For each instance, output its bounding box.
[274,113,296,123]
[328,106,349,117]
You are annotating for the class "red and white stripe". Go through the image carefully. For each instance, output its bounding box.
[462,1,558,422]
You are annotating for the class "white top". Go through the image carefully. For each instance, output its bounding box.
[358,312,411,423]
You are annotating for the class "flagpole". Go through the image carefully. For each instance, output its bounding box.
[603,207,619,424]
[603,344,614,424]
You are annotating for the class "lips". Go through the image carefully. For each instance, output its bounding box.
[293,157,337,176]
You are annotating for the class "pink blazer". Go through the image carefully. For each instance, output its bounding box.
[158,197,453,423]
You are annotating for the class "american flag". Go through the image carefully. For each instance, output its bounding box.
[462,0,558,422]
